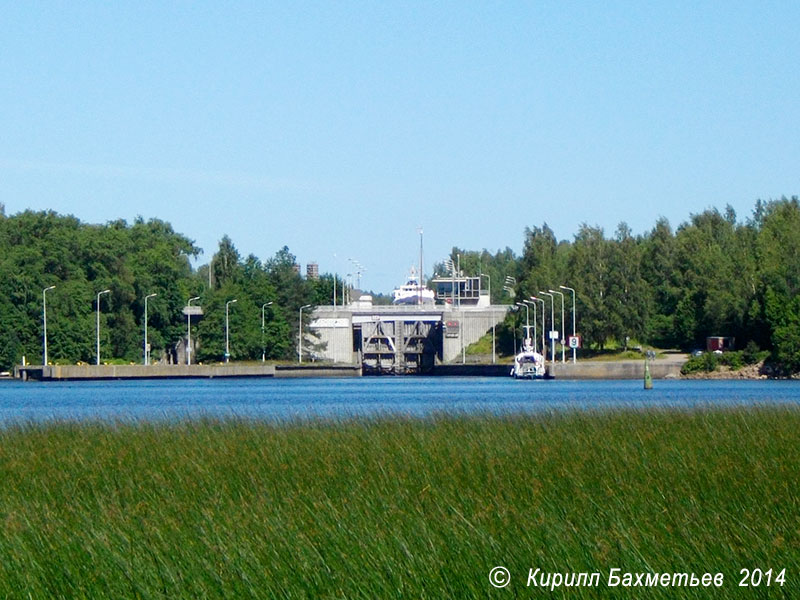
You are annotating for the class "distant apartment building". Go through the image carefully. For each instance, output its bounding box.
[306,262,319,280]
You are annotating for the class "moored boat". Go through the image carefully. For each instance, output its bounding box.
[510,336,546,379]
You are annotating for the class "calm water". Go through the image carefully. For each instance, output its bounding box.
[0,377,799,424]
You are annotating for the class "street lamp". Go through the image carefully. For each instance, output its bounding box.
[42,285,55,366]
[480,273,495,363]
[539,291,555,366]
[560,285,577,363]
[515,302,529,329]
[530,296,546,357]
[144,293,157,365]
[332,253,337,308]
[261,301,273,363]
[187,296,200,365]
[225,299,237,363]
[456,254,461,308]
[96,289,111,365]
[298,304,312,363]
[549,289,566,363]
[348,258,365,290]
[515,302,530,353]
[444,258,456,307]
[523,299,538,352]
[503,275,516,297]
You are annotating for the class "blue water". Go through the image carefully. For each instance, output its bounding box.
[0,377,799,424]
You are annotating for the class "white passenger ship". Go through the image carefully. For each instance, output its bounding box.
[392,266,435,305]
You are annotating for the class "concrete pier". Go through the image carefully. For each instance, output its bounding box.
[14,357,686,381]
[548,358,684,380]
[15,364,361,381]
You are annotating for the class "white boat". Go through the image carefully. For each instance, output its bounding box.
[510,337,546,379]
[392,266,435,305]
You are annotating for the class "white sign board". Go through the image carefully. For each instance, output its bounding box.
[549,330,559,340]
[311,318,350,328]
[182,305,203,316]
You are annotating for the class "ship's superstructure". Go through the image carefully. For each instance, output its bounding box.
[392,266,435,305]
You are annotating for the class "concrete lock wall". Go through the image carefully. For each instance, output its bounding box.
[311,305,509,365]
[441,308,509,363]
[309,311,355,363]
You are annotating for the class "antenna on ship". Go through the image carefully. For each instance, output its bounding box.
[418,227,424,306]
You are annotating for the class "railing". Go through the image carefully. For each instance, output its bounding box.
[314,304,511,314]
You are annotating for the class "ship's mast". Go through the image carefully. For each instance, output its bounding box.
[418,227,424,306]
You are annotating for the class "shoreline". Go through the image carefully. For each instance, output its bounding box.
[10,357,798,381]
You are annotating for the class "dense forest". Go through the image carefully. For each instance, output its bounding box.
[1,197,799,372]
[0,208,335,370]
[439,197,800,373]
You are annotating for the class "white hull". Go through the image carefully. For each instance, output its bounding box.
[392,266,434,305]
[510,349,546,379]
[393,293,435,305]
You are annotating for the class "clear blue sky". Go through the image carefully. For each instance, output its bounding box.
[2,2,798,293]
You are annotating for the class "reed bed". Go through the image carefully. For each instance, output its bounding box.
[0,408,797,598]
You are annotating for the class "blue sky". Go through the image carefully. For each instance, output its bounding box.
[2,2,798,292]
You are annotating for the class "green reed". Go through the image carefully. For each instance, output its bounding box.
[0,408,797,598]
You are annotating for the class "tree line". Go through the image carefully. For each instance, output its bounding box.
[2,197,799,372]
[441,197,800,372]
[0,209,334,369]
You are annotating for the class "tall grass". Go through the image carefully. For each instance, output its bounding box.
[0,409,797,598]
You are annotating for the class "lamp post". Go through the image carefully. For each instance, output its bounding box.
[560,285,576,363]
[445,258,455,308]
[348,258,364,290]
[523,299,538,352]
[261,301,273,363]
[549,289,566,363]
[187,296,200,365]
[144,293,157,365]
[530,296,546,358]
[298,304,312,363]
[42,285,55,366]
[457,254,461,308]
[515,302,530,349]
[225,299,237,363]
[96,289,111,365]
[539,291,555,366]
[512,306,518,356]
[480,273,494,363]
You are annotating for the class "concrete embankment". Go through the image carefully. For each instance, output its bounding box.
[549,358,685,380]
[432,358,685,379]
[15,358,686,381]
[15,364,361,381]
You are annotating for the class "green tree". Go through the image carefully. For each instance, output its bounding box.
[604,223,649,347]
[567,224,611,348]
[756,197,800,369]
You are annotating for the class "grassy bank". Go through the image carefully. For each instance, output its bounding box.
[0,410,798,598]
